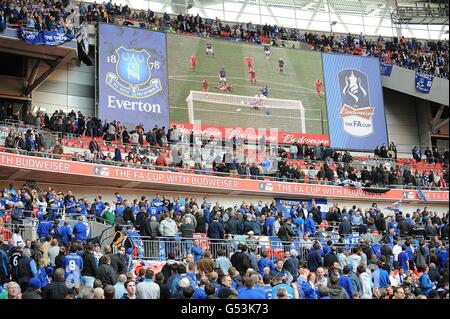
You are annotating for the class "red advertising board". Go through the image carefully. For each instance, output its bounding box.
[170,122,330,146]
[1,152,448,203]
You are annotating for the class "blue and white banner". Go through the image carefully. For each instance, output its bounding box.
[385,200,402,212]
[19,28,74,46]
[322,54,388,150]
[415,72,434,94]
[275,198,328,218]
[379,61,393,77]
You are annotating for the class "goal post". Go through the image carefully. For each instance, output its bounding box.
[185,90,306,133]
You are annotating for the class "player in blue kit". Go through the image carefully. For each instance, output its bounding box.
[219,67,227,85]
[63,245,84,289]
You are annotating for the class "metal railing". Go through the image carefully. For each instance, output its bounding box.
[135,236,360,262]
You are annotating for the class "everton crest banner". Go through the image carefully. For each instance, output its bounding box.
[98,23,169,129]
[19,28,74,46]
[415,72,434,94]
[322,54,388,150]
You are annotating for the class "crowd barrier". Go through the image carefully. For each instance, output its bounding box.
[134,235,361,262]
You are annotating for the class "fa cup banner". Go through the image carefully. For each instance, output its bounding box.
[98,23,169,129]
[322,54,388,151]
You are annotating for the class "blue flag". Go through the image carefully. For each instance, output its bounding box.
[415,72,434,93]
[19,28,74,46]
[417,187,427,201]
[380,61,393,77]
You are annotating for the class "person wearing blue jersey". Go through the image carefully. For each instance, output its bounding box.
[115,201,125,225]
[436,245,448,270]
[405,240,415,270]
[337,266,353,299]
[257,251,275,276]
[37,215,53,240]
[237,277,267,299]
[293,212,304,236]
[419,265,434,296]
[65,196,77,216]
[73,217,88,242]
[261,276,273,299]
[114,192,123,205]
[75,198,88,216]
[265,212,275,236]
[379,264,390,289]
[272,274,295,299]
[387,216,398,234]
[92,196,105,219]
[63,245,83,289]
[397,245,410,273]
[302,272,319,299]
[0,194,7,219]
[304,213,316,237]
[56,221,73,245]
[191,239,204,263]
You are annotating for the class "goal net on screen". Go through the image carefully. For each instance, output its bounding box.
[185,91,306,133]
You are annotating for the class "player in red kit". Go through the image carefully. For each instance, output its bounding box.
[248,68,256,84]
[245,56,254,71]
[202,79,209,92]
[314,79,323,97]
[191,54,197,71]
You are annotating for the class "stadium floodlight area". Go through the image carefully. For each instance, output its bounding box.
[186,90,306,133]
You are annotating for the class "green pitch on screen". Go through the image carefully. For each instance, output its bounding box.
[167,33,328,135]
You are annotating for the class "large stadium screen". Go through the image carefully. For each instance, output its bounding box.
[97,23,169,129]
[166,34,328,136]
[322,53,388,150]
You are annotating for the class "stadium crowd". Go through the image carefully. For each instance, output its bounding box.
[0,0,448,78]
[2,118,449,189]
[2,109,449,189]
[0,183,448,300]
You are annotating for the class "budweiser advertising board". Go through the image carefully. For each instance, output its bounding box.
[170,122,330,146]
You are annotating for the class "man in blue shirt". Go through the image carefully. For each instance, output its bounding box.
[237,277,267,299]
[57,221,73,245]
[37,215,53,240]
[398,245,410,273]
[73,217,88,242]
[265,213,275,236]
[0,195,7,218]
[191,239,204,263]
[63,245,83,289]
[151,193,163,214]
[76,198,88,216]
[272,274,294,299]
[436,246,449,270]
[92,196,105,218]
[257,251,275,276]
[419,264,434,296]
[65,196,77,216]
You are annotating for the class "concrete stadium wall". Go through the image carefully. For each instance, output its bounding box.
[383,88,423,153]
[31,62,95,117]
